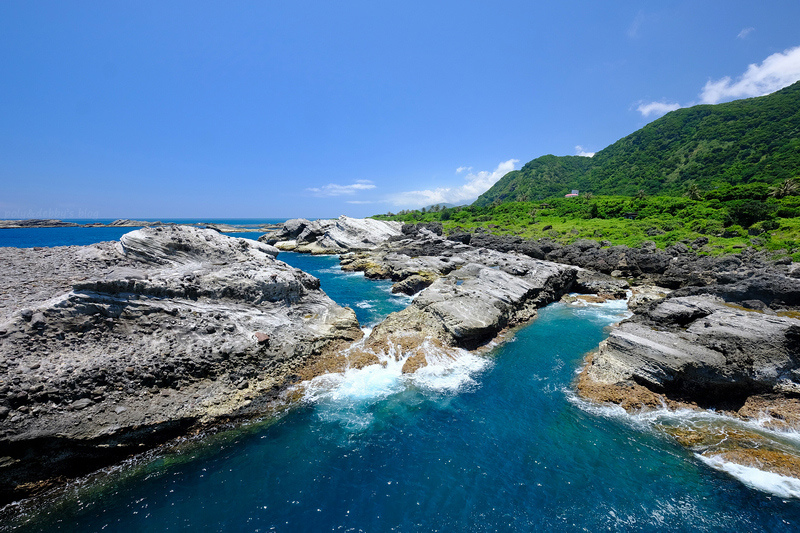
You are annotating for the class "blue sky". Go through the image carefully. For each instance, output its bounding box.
[1,1,799,219]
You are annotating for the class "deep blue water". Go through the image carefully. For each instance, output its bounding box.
[5,229,800,531]
[0,219,285,248]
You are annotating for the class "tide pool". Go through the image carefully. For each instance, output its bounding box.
[5,242,800,531]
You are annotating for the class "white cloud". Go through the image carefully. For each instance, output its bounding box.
[627,11,645,39]
[390,159,519,208]
[345,200,375,204]
[456,166,472,173]
[636,101,682,118]
[699,45,800,104]
[635,45,800,118]
[306,179,376,197]
[737,27,755,40]
[574,145,595,158]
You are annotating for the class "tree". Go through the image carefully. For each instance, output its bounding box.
[770,177,799,199]
[684,182,703,200]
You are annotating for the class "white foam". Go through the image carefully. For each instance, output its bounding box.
[301,341,491,430]
[559,293,633,324]
[408,348,491,393]
[697,455,800,499]
[355,301,374,309]
[315,266,343,274]
[568,391,800,497]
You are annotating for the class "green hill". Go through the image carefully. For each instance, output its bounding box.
[475,81,800,206]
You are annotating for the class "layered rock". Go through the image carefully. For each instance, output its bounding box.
[330,224,620,365]
[260,216,403,254]
[575,287,800,483]
[366,260,577,354]
[579,295,800,404]
[0,226,362,504]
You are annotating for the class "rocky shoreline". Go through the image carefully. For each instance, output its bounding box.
[264,218,800,480]
[0,225,362,505]
[2,217,800,507]
[430,228,800,481]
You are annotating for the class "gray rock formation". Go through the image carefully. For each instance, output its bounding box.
[260,216,403,253]
[451,230,795,294]
[582,295,800,404]
[0,219,80,229]
[0,226,361,504]
[330,224,606,354]
[367,259,577,352]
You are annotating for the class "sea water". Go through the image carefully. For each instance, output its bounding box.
[4,232,800,531]
[0,219,285,248]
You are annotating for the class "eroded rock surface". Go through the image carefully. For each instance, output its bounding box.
[367,260,577,353]
[260,216,403,254]
[330,224,613,358]
[0,226,362,504]
[579,295,800,405]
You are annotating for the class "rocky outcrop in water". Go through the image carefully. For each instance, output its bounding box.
[579,295,800,405]
[330,224,627,362]
[414,226,800,482]
[366,260,577,354]
[0,226,362,504]
[259,216,403,253]
[574,288,800,482]
[0,219,80,229]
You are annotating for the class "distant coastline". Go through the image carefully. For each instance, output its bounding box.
[0,218,285,232]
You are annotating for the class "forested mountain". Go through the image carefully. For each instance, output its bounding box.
[475,80,800,206]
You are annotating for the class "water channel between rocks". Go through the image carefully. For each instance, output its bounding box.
[6,250,800,532]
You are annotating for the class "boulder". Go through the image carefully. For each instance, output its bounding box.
[368,259,577,352]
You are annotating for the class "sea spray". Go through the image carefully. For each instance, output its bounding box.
[568,392,800,498]
[301,337,491,431]
[697,455,800,499]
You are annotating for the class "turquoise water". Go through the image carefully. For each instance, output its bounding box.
[277,252,411,327]
[5,231,800,531]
